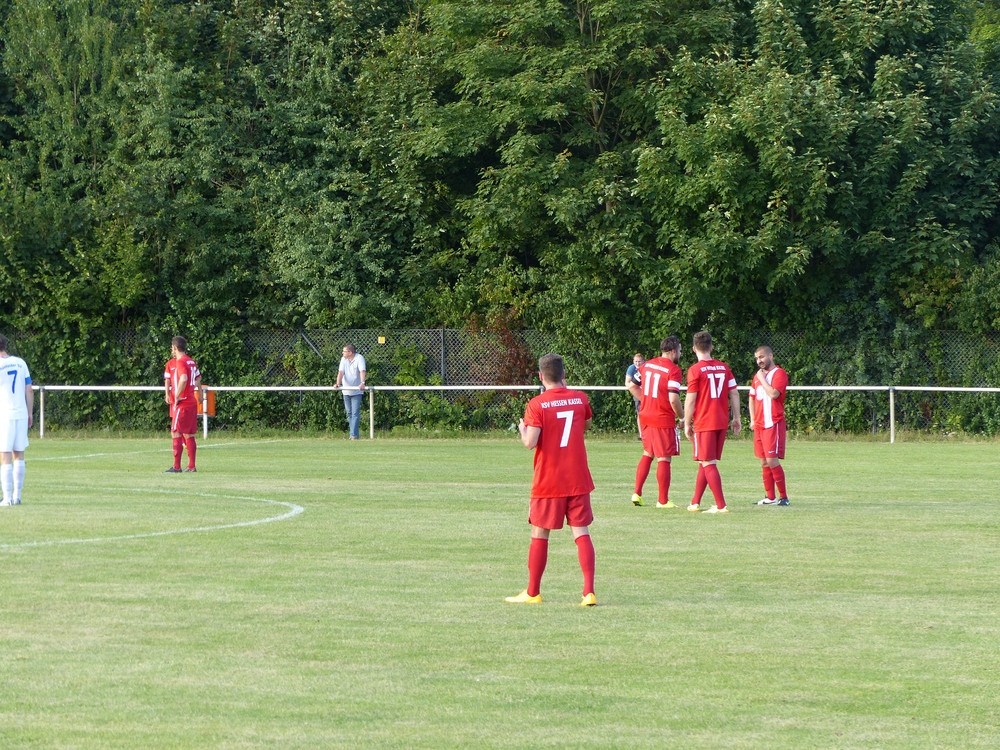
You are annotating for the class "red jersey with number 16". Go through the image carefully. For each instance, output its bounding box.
[164,356,201,407]
[637,357,683,428]
[523,387,595,499]
[686,359,737,431]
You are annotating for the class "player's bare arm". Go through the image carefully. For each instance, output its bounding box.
[175,372,188,403]
[755,371,782,399]
[669,392,682,420]
[729,390,742,436]
[683,391,697,438]
[518,419,541,449]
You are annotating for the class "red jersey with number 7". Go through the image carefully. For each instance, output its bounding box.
[523,387,595,498]
[686,359,737,431]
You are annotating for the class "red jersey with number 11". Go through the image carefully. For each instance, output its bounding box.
[686,359,737,431]
[638,356,683,428]
[523,387,595,498]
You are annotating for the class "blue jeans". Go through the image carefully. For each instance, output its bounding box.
[343,393,363,439]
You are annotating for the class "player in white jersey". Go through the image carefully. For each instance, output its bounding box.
[0,334,33,506]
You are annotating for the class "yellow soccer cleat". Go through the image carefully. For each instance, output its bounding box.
[687,503,701,512]
[580,593,597,607]
[505,590,543,604]
[656,501,679,509]
[631,493,643,506]
[703,506,729,514]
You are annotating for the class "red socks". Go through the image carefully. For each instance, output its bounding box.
[656,460,671,504]
[634,454,653,495]
[184,437,197,470]
[575,534,595,596]
[692,465,707,505]
[771,465,786,498]
[172,437,183,470]
[703,463,725,509]
[762,466,775,499]
[173,437,197,470]
[526,535,596,598]
[527,537,548,597]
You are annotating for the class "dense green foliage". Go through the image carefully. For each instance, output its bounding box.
[3,0,1000,401]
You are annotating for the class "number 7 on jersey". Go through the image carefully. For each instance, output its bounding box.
[556,410,574,447]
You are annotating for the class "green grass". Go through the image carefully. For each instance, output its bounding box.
[3,435,1000,748]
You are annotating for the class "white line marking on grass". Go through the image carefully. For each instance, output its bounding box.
[32,439,293,462]
[0,486,304,549]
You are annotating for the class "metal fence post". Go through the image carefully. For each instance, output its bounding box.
[369,386,375,439]
[38,386,44,438]
[889,387,895,444]
[440,328,447,384]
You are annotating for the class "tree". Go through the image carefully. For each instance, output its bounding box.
[636,0,1000,341]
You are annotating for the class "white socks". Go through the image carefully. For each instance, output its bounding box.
[13,459,25,503]
[1,463,12,503]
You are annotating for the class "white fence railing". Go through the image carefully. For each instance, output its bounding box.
[29,384,1000,443]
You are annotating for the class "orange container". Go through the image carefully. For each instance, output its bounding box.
[196,388,216,416]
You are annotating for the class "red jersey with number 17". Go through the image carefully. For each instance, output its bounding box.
[523,387,595,498]
[686,359,737,431]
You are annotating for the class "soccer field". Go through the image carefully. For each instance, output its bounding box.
[2,436,999,748]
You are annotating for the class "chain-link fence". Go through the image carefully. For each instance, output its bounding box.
[9,328,1000,434]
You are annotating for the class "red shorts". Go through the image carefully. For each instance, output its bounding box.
[691,429,727,462]
[641,425,680,458]
[171,404,198,435]
[754,422,786,459]
[529,493,594,530]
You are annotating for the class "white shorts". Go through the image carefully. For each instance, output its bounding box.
[0,418,29,453]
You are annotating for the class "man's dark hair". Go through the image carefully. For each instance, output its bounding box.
[538,353,565,383]
[0,334,7,352]
[755,345,774,356]
[172,336,187,353]
[693,331,713,352]
[660,336,681,354]
[344,343,356,354]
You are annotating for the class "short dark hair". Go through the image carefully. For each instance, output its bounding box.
[538,353,565,382]
[755,345,773,356]
[660,336,680,354]
[343,343,356,354]
[172,336,187,353]
[0,334,7,352]
[693,331,712,352]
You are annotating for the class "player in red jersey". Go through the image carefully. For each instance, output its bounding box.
[749,345,790,506]
[163,336,202,473]
[628,336,684,508]
[506,353,597,607]
[683,331,740,514]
